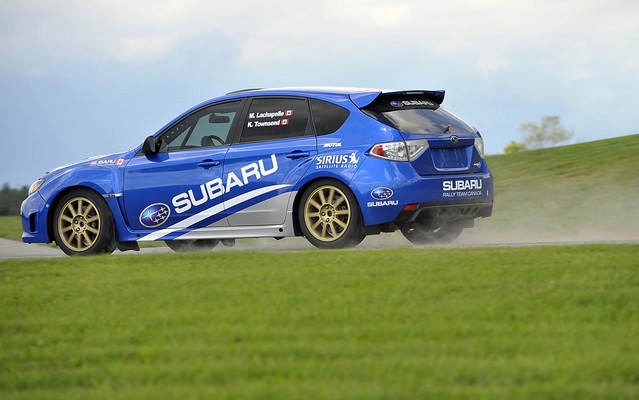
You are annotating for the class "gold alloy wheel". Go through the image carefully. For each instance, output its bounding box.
[303,185,351,242]
[57,196,101,252]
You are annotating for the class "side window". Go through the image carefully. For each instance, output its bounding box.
[310,99,350,135]
[159,101,240,152]
[240,98,309,143]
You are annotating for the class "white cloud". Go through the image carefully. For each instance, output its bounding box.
[2,0,638,76]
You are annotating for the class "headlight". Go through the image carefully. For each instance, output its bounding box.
[474,137,485,159]
[28,178,45,196]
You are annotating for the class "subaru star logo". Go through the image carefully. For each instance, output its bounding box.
[139,203,170,228]
[371,187,394,200]
[450,135,459,144]
[390,101,404,108]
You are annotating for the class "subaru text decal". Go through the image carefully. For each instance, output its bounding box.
[172,154,278,214]
[139,203,170,228]
[442,179,484,198]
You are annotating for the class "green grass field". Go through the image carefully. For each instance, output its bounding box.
[2,245,639,399]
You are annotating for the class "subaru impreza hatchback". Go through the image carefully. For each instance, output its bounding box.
[22,87,493,255]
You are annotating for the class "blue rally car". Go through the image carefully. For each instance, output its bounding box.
[21,87,493,255]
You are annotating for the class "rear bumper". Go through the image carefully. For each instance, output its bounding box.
[395,199,493,223]
[350,156,494,227]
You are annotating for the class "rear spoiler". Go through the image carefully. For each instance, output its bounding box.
[350,90,445,109]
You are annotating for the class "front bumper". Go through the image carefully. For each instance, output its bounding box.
[21,192,51,243]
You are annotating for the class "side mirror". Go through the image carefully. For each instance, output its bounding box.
[142,136,159,155]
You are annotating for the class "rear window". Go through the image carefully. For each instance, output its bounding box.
[363,94,475,134]
[369,108,475,134]
[310,99,350,135]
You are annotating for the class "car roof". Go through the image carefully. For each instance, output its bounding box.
[221,87,445,108]
[226,86,385,96]
[154,86,445,139]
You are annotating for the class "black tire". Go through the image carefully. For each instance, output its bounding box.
[52,189,116,256]
[400,221,464,245]
[165,239,220,253]
[298,180,365,249]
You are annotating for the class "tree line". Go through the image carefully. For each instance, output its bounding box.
[0,184,28,216]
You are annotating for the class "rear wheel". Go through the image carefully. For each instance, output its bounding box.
[165,239,220,253]
[298,180,365,249]
[53,189,116,256]
[400,221,464,245]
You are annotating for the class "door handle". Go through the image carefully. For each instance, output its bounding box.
[285,150,310,160]
[196,160,220,169]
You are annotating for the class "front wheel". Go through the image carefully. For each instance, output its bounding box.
[298,180,365,249]
[165,239,220,253]
[400,221,464,245]
[53,189,116,256]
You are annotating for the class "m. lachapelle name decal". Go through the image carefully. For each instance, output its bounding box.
[246,110,294,128]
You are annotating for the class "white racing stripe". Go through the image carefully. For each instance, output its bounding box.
[139,184,291,241]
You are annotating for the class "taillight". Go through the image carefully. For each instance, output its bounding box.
[369,139,429,162]
[474,137,485,159]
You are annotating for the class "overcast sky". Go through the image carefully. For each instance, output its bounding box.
[1,0,638,186]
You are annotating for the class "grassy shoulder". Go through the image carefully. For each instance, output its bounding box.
[0,216,23,241]
[1,245,638,399]
[465,134,639,243]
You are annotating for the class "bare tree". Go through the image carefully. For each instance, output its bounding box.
[520,115,573,150]
[504,115,574,153]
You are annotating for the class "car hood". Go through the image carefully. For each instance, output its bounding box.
[47,150,132,176]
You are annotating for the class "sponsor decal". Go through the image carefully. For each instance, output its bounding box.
[139,184,291,242]
[322,142,342,148]
[370,187,393,200]
[369,187,397,206]
[367,200,399,207]
[172,154,278,214]
[315,152,359,169]
[90,158,125,166]
[139,203,170,228]
[442,179,484,198]
[391,100,435,107]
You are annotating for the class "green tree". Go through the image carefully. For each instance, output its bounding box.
[0,183,29,216]
[520,115,574,150]
[504,140,527,154]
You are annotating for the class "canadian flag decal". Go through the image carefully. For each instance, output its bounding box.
[285,110,293,116]
[281,119,290,125]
